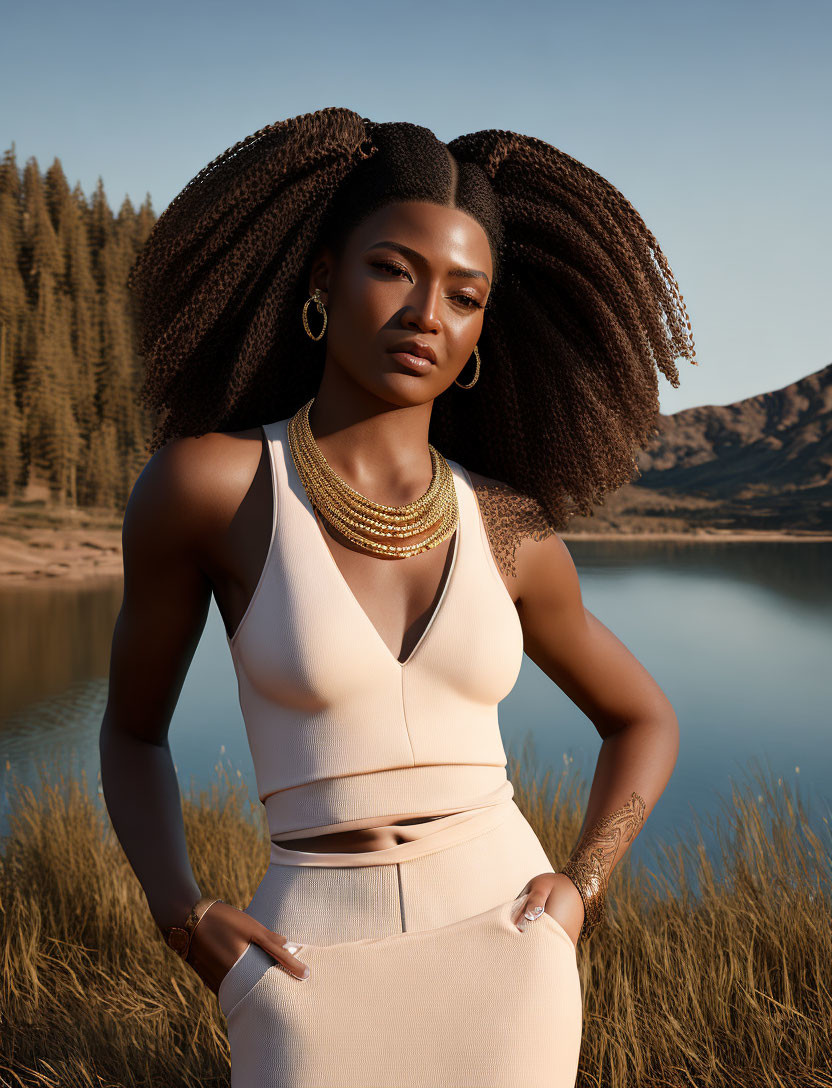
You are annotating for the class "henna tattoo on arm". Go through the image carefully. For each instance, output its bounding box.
[560,791,646,945]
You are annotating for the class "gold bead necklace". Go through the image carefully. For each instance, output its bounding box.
[287,398,459,558]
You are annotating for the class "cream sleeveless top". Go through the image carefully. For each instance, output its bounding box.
[226,417,524,841]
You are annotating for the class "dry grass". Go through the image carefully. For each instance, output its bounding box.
[1,746,830,1088]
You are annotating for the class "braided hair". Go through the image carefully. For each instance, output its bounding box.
[127,106,696,532]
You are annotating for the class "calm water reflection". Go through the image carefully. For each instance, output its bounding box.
[0,576,123,722]
[1,542,829,879]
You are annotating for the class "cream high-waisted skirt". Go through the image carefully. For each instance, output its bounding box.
[217,797,582,1087]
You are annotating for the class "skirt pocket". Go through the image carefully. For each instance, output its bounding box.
[224,895,583,1088]
[218,939,288,1019]
[537,905,579,955]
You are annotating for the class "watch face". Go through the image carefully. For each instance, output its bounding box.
[167,928,190,956]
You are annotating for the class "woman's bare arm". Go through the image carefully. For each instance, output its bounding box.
[98,437,217,933]
[467,471,679,943]
[515,528,679,836]
[98,434,312,989]
[513,526,680,941]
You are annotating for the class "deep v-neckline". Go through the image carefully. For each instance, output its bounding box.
[285,426,462,669]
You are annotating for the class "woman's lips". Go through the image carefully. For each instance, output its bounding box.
[389,352,434,374]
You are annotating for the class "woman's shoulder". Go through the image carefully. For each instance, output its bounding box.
[125,427,267,555]
[458,466,563,581]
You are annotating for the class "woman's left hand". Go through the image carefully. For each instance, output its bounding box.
[510,872,585,950]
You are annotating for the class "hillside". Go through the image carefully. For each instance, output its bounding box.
[566,362,832,534]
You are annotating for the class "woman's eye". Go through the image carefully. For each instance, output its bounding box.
[372,262,483,310]
[373,260,408,277]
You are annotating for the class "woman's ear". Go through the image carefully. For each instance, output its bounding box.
[307,246,335,301]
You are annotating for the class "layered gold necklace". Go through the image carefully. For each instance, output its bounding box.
[287,398,458,559]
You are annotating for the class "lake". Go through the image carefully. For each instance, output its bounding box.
[1,540,829,883]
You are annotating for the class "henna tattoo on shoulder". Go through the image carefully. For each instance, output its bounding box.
[470,479,558,580]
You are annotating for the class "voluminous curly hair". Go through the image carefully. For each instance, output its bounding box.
[127,106,696,532]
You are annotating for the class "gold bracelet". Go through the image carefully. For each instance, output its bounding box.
[559,791,646,944]
[163,896,223,960]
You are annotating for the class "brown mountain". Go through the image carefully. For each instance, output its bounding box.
[566,362,832,534]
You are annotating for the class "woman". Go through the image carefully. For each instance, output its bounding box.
[99,108,691,1087]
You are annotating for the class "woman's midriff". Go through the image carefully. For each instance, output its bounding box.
[269,801,520,867]
[273,813,464,853]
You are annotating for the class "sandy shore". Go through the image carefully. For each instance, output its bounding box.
[0,524,829,589]
[0,526,123,587]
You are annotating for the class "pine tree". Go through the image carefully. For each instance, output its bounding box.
[0,146,26,497]
[0,148,159,512]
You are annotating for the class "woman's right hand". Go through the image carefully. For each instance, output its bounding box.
[185,901,310,992]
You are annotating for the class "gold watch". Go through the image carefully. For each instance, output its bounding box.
[163,895,224,959]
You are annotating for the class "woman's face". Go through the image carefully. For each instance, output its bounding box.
[311,200,494,406]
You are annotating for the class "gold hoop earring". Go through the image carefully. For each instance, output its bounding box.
[454,344,480,388]
[302,289,327,341]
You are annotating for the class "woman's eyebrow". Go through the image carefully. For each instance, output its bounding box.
[365,240,490,287]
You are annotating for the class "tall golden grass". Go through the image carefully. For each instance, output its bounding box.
[1,744,829,1087]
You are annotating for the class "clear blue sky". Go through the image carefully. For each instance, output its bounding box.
[5,0,830,414]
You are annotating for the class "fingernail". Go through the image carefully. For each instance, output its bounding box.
[524,905,544,921]
[516,918,527,932]
[301,966,310,979]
